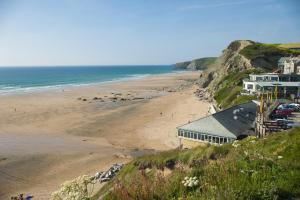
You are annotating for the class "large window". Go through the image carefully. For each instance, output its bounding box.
[193,132,197,139]
[208,136,212,142]
[220,137,224,144]
[184,131,187,138]
[216,137,220,144]
[247,84,253,89]
[201,134,205,141]
[197,133,201,140]
[212,137,216,143]
[271,77,278,81]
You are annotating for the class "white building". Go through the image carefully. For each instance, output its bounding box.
[243,73,279,94]
[242,57,300,97]
[278,57,300,75]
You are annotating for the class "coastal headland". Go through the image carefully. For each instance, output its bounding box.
[0,71,210,199]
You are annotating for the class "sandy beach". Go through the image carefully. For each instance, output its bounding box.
[0,71,210,199]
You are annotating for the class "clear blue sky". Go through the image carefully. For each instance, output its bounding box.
[0,0,299,66]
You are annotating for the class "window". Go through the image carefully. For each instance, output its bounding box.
[271,77,278,81]
[212,137,216,143]
[201,134,205,141]
[184,131,187,138]
[197,133,201,140]
[208,136,212,142]
[247,84,253,89]
[188,132,191,138]
[224,138,227,143]
[216,137,220,144]
[220,138,223,144]
[193,132,197,139]
[205,135,208,141]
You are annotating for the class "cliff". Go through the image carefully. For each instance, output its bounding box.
[198,40,300,108]
[173,57,217,70]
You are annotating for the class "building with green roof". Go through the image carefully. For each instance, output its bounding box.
[177,101,257,145]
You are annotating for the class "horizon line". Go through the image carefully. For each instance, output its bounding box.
[0,64,174,68]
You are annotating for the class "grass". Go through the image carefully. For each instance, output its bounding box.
[191,57,217,70]
[278,43,300,49]
[240,43,300,60]
[213,68,262,108]
[95,128,300,200]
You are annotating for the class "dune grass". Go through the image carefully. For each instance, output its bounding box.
[95,128,300,200]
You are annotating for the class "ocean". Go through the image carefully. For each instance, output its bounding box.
[0,65,175,95]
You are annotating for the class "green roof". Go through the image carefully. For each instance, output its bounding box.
[177,101,257,139]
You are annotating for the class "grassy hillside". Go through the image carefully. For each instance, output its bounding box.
[278,43,300,49]
[213,68,263,109]
[95,128,300,200]
[210,41,300,108]
[173,61,191,69]
[189,57,217,70]
[238,42,300,71]
[173,57,217,70]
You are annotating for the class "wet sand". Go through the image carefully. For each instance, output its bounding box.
[0,71,210,199]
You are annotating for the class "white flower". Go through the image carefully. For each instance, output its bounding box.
[278,156,283,159]
[182,176,199,188]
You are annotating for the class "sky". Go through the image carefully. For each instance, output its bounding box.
[0,0,299,66]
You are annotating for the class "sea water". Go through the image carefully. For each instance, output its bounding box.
[0,65,176,95]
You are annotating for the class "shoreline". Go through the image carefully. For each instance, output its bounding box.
[0,70,188,97]
[0,71,209,199]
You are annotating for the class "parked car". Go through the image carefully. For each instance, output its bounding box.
[275,118,294,124]
[270,113,287,120]
[277,104,293,110]
[275,109,292,117]
[287,103,300,111]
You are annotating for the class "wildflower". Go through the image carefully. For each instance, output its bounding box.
[182,176,199,188]
[244,151,249,156]
[278,156,283,159]
[232,141,240,148]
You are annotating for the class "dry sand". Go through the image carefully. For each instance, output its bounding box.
[0,71,210,199]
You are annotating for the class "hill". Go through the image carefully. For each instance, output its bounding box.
[96,127,300,200]
[198,40,300,109]
[173,57,217,70]
[278,42,300,50]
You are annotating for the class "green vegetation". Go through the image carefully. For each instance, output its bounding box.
[240,43,300,60]
[95,128,300,200]
[190,57,217,70]
[173,57,217,70]
[213,68,262,108]
[278,43,300,50]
